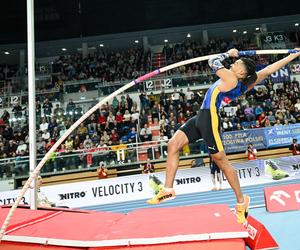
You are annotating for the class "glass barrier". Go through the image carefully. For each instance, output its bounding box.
[0,139,207,180]
[63,73,218,96]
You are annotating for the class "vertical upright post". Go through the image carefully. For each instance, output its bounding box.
[27,0,38,210]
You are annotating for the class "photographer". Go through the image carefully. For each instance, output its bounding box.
[245,143,257,160]
[289,138,300,155]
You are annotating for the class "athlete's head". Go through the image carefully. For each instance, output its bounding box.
[230,57,257,85]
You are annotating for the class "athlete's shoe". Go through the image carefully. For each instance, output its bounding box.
[211,186,217,191]
[235,195,251,224]
[147,187,176,205]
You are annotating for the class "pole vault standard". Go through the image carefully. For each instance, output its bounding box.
[27,0,38,211]
[0,49,298,240]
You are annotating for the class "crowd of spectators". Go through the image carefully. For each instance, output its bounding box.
[51,47,152,84]
[163,37,253,76]
[0,35,300,179]
[0,93,141,176]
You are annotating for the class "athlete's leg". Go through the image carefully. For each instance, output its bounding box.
[147,116,200,204]
[211,173,217,190]
[216,172,222,189]
[211,151,244,203]
[165,130,189,188]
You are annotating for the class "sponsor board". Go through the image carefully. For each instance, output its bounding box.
[223,123,300,153]
[264,183,300,212]
[1,156,300,209]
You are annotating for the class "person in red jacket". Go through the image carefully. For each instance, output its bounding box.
[289,138,300,155]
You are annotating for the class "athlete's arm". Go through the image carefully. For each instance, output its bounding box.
[248,48,300,89]
[208,49,239,92]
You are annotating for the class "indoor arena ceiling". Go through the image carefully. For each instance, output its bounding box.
[0,0,299,44]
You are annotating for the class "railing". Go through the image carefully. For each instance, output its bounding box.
[0,139,207,180]
[63,73,217,96]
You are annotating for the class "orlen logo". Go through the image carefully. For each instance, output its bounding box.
[270,190,291,206]
[59,191,86,200]
[246,223,258,240]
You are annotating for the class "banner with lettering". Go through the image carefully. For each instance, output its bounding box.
[264,124,300,148]
[223,124,300,153]
[222,128,267,153]
[1,155,300,208]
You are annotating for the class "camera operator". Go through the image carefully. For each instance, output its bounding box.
[245,143,257,160]
[289,138,300,155]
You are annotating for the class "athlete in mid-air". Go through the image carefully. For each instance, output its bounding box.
[147,48,300,224]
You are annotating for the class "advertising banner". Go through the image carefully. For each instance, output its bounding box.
[264,183,300,212]
[264,124,300,148]
[223,124,300,153]
[1,155,300,209]
[222,128,267,153]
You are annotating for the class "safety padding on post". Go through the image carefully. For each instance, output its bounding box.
[244,215,278,250]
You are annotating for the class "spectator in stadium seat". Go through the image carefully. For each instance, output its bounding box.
[267,111,276,125]
[123,110,131,126]
[15,141,28,166]
[186,87,194,102]
[252,120,261,129]
[258,113,267,127]
[98,112,107,131]
[140,124,152,142]
[39,118,49,133]
[12,102,23,118]
[244,104,255,122]
[274,119,283,126]
[254,105,263,118]
[101,131,110,144]
[294,98,300,110]
[64,136,74,152]
[127,127,137,142]
[177,112,187,124]
[110,129,119,144]
[42,98,53,117]
[264,118,271,127]
[236,123,244,130]
[235,104,245,122]
[53,103,64,117]
[289,138,300,155]
[222,117,233,132]
[245,143,257,160]
[105,112,115,130]
[7,140,17,157]
[111,96,119,112]
[66,99,76,113]
[77,123,88,141]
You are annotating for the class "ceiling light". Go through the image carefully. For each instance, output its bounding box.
[62,48,67,51]
[243,31,247,34]
[187,33,191,38]
[295,23,299,27]
[255,27,260,31]
[99,44,104,47]
[164,39,168,43]
[4,51,10,55]
[233,29,237,33]
[134,40,139,44]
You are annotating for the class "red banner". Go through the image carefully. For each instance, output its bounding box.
[264,183,300,212]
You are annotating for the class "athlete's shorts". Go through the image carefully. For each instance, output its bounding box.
[210,161,221,174]
[178,109,223,154]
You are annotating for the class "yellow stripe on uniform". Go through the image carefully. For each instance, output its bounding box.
[210,87,224,152]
